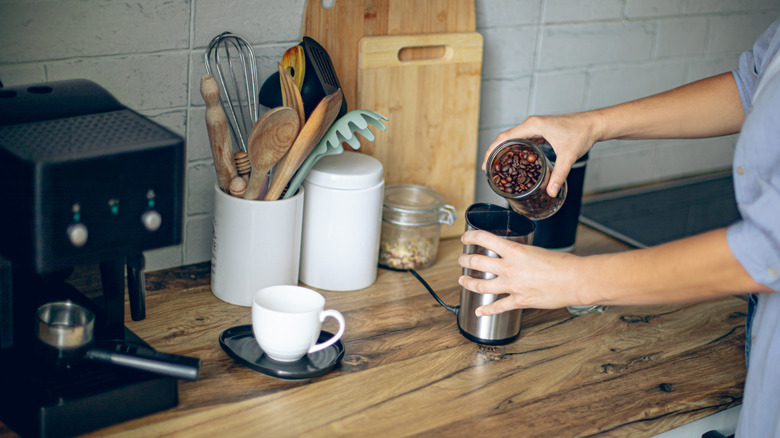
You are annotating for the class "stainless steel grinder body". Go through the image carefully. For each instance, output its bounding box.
[458,203,535,344]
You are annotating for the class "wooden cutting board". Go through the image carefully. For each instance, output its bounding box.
[302,0,476,114]
[358,32,483,237]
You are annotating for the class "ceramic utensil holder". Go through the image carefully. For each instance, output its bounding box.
[211,184,304,306]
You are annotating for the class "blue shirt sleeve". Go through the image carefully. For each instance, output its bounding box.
[732,18,780,114]
[727,17,780,292]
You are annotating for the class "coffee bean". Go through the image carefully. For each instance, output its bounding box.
[491,146,543,196]
[487,141,565,220]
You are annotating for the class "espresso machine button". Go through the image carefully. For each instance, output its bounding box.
[67,223,88,247]
[141,210,162,232]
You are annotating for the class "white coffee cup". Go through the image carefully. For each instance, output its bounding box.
[252,285,345,362]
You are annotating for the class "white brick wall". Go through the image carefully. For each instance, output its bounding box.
[475,0,780,204]
[1,0,778,270]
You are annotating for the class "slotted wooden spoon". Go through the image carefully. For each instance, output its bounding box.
[279,63,306,129]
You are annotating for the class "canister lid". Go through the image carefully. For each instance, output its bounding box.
[305,151,384,190]
[383,184,457,226]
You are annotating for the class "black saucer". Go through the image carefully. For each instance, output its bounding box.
[219,325,344,380]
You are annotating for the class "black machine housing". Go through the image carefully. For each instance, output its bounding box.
[0,79,185,437]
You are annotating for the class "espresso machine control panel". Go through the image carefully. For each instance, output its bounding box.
[0,80,184,274]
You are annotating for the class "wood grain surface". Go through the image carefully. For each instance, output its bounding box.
[358,32,483,238]
[302,0,476,114]
[0,227,746,437]
[304,1,482,239]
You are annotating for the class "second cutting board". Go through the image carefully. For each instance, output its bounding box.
[358,32,483,238]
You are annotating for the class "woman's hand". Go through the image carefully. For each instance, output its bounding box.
[482,112,602,197]
[457,229,588,316]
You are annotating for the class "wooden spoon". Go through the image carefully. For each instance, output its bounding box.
[264,89,344,201]
[279,63,306,129]
[243,107,300,200]
[200,74,238,193]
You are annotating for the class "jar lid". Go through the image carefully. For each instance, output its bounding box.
[383,184,457,226]
[305,151,384,190]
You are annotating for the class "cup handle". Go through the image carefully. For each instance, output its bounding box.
[308,309,345,355]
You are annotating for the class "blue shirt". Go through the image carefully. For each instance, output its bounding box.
[728,16,780,437]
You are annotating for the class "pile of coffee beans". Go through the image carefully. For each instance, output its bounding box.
[487,141,565,220]
[490,147,542,195]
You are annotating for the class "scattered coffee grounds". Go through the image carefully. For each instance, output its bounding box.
[491,148,542,195]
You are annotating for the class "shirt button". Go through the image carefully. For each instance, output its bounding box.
[737,166,745,175]
[769,267,778,278]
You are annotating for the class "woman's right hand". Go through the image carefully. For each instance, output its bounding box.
[483,112,603,197]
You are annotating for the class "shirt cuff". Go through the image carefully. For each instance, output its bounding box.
[727,220,780,292]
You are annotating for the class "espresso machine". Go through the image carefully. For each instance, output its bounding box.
[0,80,192,437]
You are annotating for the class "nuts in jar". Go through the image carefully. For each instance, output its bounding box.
[379,185,456,270]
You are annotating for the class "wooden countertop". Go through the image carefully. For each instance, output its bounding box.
[1,226,746,437]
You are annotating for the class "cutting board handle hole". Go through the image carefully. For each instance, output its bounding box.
[398,45,448,62]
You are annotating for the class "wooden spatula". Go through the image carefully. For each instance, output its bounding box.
[243,107,300,200]
[264,89,344,201]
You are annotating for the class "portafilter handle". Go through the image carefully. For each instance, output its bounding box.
[85,342,201,381]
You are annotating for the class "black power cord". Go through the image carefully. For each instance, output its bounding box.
[380,265,459,314]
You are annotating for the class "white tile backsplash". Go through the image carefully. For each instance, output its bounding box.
[192,0,305,48]
[1,0,778,267]
[480,26,539,78]
[476,0,541,28]
[532,70,589,115]
[655,17,709,58]
[538,21,656,70]
[0,64,45,86]
[46,53,190,111]
[183,214,214,266]
[542,0,624,24]
[0,1,190,63]
[480,76,532,129]
[587,60,688,110]
[187,162,217,216]
[654,136,738,180]
[685,0,778,14]
[709,13,778,54]
[624,0,685,18]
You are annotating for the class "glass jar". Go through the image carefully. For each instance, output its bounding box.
[379,184,456,270]
[486,139,567,220]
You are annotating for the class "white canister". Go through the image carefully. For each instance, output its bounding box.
[300,151,384,291]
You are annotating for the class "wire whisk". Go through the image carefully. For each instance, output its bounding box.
[204,32,259,153]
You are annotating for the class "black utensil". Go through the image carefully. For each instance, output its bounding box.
[259,36,347,119]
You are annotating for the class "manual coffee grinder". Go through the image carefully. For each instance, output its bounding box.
[0,80,192,437]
